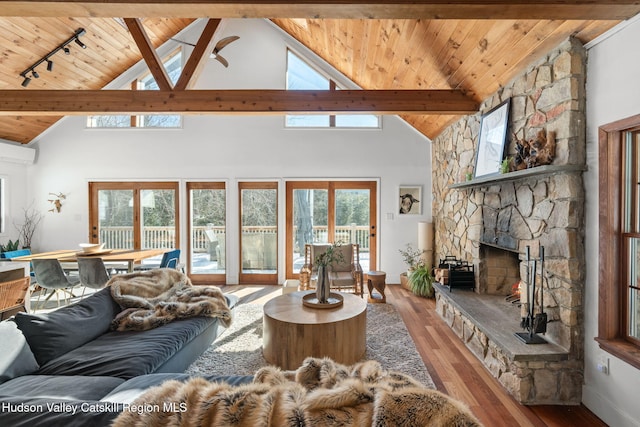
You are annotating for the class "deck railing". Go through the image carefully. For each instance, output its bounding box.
[100,225,370,252]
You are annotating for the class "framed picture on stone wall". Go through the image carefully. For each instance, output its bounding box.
[399,185,422,215]
[474,99,510,178]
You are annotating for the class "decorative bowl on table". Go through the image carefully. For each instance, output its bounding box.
[79,243,105,254]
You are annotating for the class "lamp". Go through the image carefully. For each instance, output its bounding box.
[18,28,87,87]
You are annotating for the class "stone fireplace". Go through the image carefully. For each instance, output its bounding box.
[431,37,586,404]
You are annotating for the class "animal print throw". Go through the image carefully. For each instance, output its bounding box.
[107,268,231,332]
[113,357,482,427]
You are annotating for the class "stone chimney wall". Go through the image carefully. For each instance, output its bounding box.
[431,37,586,356]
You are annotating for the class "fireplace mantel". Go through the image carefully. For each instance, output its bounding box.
[448,164,585,190]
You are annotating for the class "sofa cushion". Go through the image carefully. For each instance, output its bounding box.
[14,287,121,366]
[0,375,124,401]
[101,373,254,404]
[0,320,39,384]
[37,316,219,379]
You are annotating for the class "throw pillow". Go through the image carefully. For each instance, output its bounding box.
[0,320,40,384]
[14,287,121,366]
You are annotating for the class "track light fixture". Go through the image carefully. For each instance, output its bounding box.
[18,28,87,88]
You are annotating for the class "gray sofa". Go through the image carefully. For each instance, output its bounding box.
[0,287,253,426]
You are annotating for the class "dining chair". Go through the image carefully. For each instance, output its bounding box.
[134,249,181,271]
[0,276,30,320]
[31,259,81,310]
[77,257,111,298]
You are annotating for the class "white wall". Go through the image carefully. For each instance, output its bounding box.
[583,16,640,427]
[0,154,31,244]
[24,18,432,284]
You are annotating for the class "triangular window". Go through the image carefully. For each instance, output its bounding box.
[285,50,379,128]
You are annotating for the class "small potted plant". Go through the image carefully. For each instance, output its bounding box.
[398,244,423,275]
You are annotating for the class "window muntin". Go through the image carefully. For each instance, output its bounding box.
[285,50,379,129]
[88,50,182,128]
[622,129,640,343]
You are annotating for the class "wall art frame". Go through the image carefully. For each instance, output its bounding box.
[474,99,511,178]
[398,185,422,215]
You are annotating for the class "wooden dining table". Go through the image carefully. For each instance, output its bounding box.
[9,248,168,273]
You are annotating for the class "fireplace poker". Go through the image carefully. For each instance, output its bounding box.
[533,246,548,334]
[520,246,531,329]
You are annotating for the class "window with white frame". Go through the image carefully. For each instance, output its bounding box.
[87,50,183,128]
[285,50,380,129]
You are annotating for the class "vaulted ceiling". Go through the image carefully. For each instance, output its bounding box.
[0,1,638,144]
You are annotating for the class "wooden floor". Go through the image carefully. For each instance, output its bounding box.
[384,284,607,427]
[224,284,607,427]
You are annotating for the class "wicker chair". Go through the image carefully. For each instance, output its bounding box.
[0,276,30,320]
[299,243,363,297]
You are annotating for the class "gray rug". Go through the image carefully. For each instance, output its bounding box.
[186,302,435,389]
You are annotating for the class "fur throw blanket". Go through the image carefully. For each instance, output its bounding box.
[113,357,482,427]
[107,268,231,332]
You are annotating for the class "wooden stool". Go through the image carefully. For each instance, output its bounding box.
[367,271,386,303]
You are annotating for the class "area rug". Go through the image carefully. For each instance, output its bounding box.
[185,302,436,389]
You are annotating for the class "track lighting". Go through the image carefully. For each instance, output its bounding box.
[18,28,87,87]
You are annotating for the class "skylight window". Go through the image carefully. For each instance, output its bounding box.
[87,50,182,129]
[285,50,379,129]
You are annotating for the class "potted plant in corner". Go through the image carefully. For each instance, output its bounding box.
[398,244,422,289]
[408,263,435,298]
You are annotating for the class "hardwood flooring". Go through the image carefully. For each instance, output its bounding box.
[384,284,607,427]
[224,284,607,427]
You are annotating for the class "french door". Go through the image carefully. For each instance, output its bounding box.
[186,182,226,285]
[239,182,278,284]
[88,182,180,252]
[285,181,377,279]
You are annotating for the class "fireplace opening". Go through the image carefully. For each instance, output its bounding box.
[478,244,521,295]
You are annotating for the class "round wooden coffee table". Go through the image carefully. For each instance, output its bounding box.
[263,291,367,370]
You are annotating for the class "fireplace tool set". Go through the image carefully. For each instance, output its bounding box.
[515,245,548,344]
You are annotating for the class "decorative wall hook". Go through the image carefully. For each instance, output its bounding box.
[48,192,66,213]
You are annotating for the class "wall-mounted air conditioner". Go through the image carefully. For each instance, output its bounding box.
[0,140,36,164]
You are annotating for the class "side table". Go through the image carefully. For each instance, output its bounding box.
[367,270,386,303]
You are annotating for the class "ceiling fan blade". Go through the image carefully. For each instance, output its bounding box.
[213,36,240,54]
[211,54,230,68]
[170,38,196,47]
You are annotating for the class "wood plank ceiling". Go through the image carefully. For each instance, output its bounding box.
[0,1,636,144]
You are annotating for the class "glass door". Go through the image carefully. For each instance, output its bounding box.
[239,182,278,284]
[186,182,226,285]
[89,182,179,255]
[286,181,377,278]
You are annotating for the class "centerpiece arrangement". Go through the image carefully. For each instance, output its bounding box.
[302,242,346,308]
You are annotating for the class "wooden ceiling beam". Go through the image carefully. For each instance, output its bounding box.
[0,89,478,115]
[174,18,221,91]
[124,17,173,91]
[0,1,638,20]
